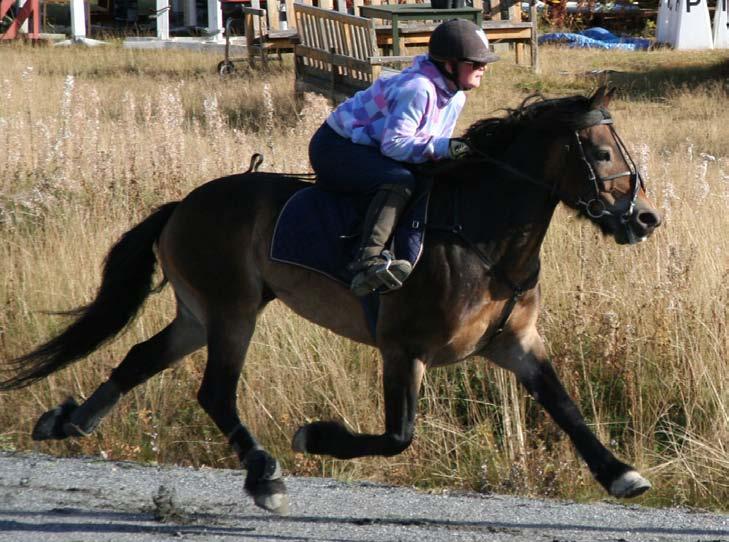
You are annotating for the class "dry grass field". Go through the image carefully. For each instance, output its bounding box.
[1,43,728,511]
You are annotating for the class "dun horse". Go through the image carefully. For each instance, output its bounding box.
[1,87,661,514]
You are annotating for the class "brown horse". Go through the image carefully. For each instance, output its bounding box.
[1,87,661,515]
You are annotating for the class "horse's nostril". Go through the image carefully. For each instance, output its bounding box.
[638,210,661,229]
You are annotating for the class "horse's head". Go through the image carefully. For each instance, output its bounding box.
[548,86,662,244]
[463,86,661,245]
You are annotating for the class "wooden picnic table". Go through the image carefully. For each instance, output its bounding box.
[357,3,482,56]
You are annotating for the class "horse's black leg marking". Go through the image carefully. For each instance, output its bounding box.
[490,332,650,498]
[32,311,205,441]
[292,352,424,458]
[518,359,649,497]
[199,309,288,515]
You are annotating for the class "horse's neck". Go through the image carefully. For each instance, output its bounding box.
[430,160,557,285]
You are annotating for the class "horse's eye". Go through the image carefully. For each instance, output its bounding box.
[595,149,611,161]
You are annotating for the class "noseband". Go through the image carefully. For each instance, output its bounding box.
[468,107,644,225]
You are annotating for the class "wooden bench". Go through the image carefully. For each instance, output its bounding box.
[293,4,413,104]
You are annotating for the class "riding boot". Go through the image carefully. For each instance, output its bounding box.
[348,184,414,296]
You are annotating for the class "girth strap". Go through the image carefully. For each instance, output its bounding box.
[426,184,541,339]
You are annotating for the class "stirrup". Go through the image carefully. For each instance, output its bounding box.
[350,251,412,296]
[372,251,406,290]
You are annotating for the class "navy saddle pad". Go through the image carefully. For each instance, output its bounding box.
[270,186,429,286]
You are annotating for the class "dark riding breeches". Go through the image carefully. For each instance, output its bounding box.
[308,122,418,195]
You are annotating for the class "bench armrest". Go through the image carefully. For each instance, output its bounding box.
[238,6,266,17]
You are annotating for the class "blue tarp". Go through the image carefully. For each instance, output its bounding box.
[539,27,652,50]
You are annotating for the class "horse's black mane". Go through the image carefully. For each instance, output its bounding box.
[463,93,599,157]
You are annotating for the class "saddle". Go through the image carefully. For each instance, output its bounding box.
[270,185,430,288]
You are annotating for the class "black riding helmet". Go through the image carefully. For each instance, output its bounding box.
[428,19,500,64]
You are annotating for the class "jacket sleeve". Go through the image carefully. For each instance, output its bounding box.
[379,81,452,164]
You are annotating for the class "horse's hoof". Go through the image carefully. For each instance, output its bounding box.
[610,470,651,498]
[252,479,289,515]
[31,398,79,441]
[244,449,289,515]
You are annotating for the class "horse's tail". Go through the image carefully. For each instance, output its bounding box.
[0,202,180,391]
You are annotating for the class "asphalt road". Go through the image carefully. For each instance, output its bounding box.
[0,451,726,542]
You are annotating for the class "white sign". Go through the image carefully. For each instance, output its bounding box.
[70,0,86,39]
[656,0,671,42]
[670,0,713,49]
[714,0,729,48]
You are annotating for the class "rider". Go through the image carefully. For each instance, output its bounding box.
[309,19,499,296]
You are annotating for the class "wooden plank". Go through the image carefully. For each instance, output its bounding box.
[295,44,376,72]
[284,0,296,29]
[297,64,374,89]
[368,54,415,64]
[295,2,371,25]
[491,0,502,20]
[250,0,262,36]
[268,0,280,31]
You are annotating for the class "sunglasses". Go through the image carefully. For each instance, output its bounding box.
[461,60,488,70]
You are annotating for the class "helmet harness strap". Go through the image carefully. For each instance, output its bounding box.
[430,56,463,91]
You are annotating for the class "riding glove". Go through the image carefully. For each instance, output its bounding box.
[448,138,472,160]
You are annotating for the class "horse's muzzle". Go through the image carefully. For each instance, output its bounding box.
[622,203,662,244]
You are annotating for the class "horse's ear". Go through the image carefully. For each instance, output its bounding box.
[590,86,617,109]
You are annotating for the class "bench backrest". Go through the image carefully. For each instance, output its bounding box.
[267,0,487,33]
[294,4,381,101]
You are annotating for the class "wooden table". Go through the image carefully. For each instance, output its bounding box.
[357,3,482,56]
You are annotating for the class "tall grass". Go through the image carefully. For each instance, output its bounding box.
[1,43,727,511]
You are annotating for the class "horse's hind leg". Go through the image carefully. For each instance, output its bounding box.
[488,328,651,499]
[32,306,205,441]
[198,308,288,515]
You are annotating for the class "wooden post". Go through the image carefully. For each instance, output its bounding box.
[0,0,40,38]
[530,0,539,72]
[156,0,170,39]
[183,0,196,26]
[284,0,295,29]
[268,0,281,31]
[207,0,223,39]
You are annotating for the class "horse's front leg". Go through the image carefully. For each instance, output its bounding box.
[293,349,425,458]
[486,327,651,498]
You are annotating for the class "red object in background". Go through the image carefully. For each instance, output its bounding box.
[0,0,41,39]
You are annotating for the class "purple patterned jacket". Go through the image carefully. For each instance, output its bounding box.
[325,55,465,164]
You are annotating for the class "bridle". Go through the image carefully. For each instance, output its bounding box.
[467,107,644,226]
[571,108,644,224]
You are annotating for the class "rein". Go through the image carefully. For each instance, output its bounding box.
[429,107,642,337]
[466,108,644,225]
